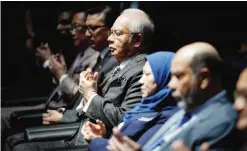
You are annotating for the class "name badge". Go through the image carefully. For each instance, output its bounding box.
[137,117,154,122]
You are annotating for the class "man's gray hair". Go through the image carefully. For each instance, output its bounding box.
[121,8,155,50]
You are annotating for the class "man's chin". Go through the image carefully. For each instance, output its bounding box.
[90,44,97,50]
[74,41,80,47]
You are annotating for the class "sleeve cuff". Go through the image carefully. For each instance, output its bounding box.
[43,59,50,69]
[59,74,68,84]
[83,93,98,112]
[57,108,66,113]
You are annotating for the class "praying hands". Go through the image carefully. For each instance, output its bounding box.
[79,68,98,102]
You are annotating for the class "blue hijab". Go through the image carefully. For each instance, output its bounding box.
[123,51,175,122]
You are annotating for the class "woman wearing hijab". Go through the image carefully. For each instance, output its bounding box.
[82,51,178,150]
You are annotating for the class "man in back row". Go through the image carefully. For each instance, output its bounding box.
[3,6,115,150]
[6,7,155,151]
[1,10,98,144]
[42,5,118,125]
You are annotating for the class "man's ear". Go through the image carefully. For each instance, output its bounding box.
[200,68,210,90]
[132,33,143,48]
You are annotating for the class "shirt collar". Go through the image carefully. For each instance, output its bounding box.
[100,47,109,59]
[118,55,136,70]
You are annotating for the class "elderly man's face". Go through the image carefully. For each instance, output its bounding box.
[168,56,199,110]
[234,69,247,130]
[70,14,88,47]
[85,13,109,51]
[107,15,135,62]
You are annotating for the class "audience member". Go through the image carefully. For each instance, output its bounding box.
[86,51,178,151]
[105,42,238,151]
[2,11,98,148]
[41,5,118,126]
[7,7,154,151]
[171,68,247,151]
[55,10,75,68]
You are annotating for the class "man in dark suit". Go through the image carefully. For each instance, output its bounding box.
[8,8,155,151]
[106,42,238,151]
[1,11,99,148]
[172,68,247,151]
[41,5,118,125]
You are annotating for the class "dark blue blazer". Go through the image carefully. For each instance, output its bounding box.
[88,107,178,151]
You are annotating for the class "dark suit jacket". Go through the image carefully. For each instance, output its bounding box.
[60,50,116,123]
[44,47,99,109]
[72,53,145,145]
[58,47,99,97]
[143,90,238,151]
[85,53,146,128]
[88,107,179,151]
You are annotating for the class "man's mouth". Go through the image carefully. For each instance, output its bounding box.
[88,40,94,45]
[109,46,116,52]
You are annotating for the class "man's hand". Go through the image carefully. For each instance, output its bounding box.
[35,43,52,62]
[171,140,209,151]
[42,110,63,125]
[49,53,67,79]
[107,127,142,151]
[81,119,106,142]
[79,68,98,102]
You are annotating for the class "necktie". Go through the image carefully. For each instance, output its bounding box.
[178,112,192,127]
[92,55,102,71]
[110,65,121,78]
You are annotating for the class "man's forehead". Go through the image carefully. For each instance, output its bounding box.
[237,69,247,91]
[86,14,104,24]
[111,16,129,30]
[59,12,70,20]
[72,15,85,24]
[171,57,191,73]
[237,78,247,91]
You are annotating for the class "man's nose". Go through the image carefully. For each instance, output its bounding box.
[86,29,91,37]
[56,24,64,31]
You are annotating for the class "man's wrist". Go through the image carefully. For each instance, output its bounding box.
[83,93,98,113]
[85,91,97,102]
[56,70,66,80]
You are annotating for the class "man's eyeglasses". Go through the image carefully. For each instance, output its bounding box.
[108,30,137,37]
[70,24,87,33]
[86,25,105,32]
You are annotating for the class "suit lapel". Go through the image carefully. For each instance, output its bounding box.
[100,54,145,95]
[143,110,184,149]
[96,51,117,88]
[67,52,83,75]
[156,92,228,150]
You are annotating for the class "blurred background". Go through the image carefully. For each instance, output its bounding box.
[1,1,247,101]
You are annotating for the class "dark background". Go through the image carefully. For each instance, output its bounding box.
[1,1,247,100]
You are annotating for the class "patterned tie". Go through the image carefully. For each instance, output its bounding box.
[110,65,121,78]
[178,112,192,127]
